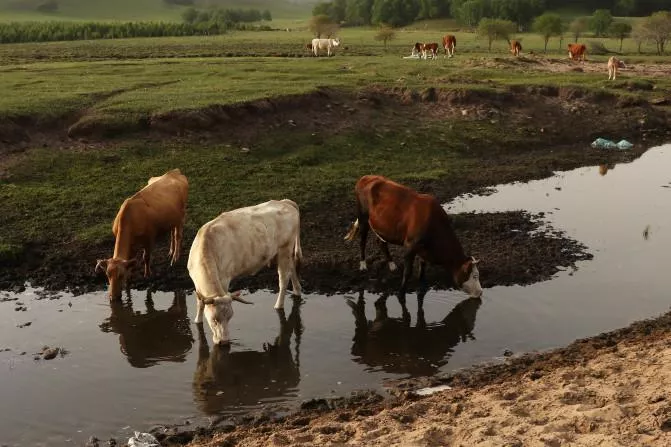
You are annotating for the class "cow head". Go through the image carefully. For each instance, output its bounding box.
[454,257,483,298]
[332,38,341,47]
[201,291,253,345]
[95,258,137,300]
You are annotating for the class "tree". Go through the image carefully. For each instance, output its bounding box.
[631,21,649,53]
[456,0,487,29]
[372,0,420,28]
[569,17,588,43]
[640,11,671,54]
[490,0,545,31]
[182,7,198,24]
[590,9,613,37]
[346,0,374,25]
[375,24,396,49]
[614,0,636,17]
[309,14,339,37]
[477,18,516,51]
[609,21,632,51]
[533,13,562,52]
[261,10,272,21]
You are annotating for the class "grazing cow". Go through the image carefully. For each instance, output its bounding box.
[568,43,587,62]
[312,37,340,57]
[510,39,522,57]
[422,42,439,59]
[344,175,482,298]
[608,56,625,80]
[187,199,303,345]
[192,297,302,414]
[442,34,456,57]
[99,290,193,368]
[95,168,189,300]
[412,42,423,56]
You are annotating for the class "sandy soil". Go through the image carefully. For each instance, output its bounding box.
[179,312,671,447]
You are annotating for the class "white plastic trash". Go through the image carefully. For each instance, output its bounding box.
[616,139,633,150]
[414,384,453,396]
[591,138,617,149]
[128,432,160,447]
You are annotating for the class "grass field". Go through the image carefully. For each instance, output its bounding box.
[0,0,313,22]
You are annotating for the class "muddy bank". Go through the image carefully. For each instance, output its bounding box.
[0,85,669,295]
[147,309,671,446]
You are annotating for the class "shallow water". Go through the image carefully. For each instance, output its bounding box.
[1,144,670,445]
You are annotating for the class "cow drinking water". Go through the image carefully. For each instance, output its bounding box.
[187,199,303,345]
[344,175,482,298]
[95,168,189,300]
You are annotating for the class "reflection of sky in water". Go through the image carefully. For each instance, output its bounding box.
[1,144,670,446]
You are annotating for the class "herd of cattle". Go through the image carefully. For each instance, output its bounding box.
[305,33,626,80]
[95,169,482,345]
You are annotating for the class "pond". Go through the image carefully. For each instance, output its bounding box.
[1,144,670,446]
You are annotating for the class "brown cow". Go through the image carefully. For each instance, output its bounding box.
[95,168,189,300]
[422,42,439,59]
[510,39,522,56]
[344,175,482,298]
[568,43,587,61]
[442,34,456,57]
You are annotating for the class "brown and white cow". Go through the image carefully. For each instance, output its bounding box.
[95,168,189,300]
[187,199,303,345]
[422,42,439,59]
[568,43,587,61]
[510,39,522,57]
[442,34,456,58]
[344,175,482,298]
[608,56,625,80]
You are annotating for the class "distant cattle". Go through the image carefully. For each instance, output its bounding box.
[344,175,482,299]
[312,38,340,57]
[422,42,439,59]
[305,42,312,53]
[442,34,456,57]
[95,168,189,300]
[510,39,522,57]
[187,199,303,345]
[608,56,625,80]
[568,43,587,61]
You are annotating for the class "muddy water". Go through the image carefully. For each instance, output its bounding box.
[2,144,671,445]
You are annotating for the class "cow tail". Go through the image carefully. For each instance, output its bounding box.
[344,219,359,242]
[283,199,303,277]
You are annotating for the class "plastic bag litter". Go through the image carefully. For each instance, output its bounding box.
[414,385,453,396]
[128,432,160,447]
[591,138,633,150]
[616,139,633,150]
[591,138,617,149]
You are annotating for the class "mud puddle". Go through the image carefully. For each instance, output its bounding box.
[2,144,671,445]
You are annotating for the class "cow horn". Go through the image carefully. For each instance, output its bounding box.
[95,259,107,274]
[231,291,253,305]
[471,257,480,264]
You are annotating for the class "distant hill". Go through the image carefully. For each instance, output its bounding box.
[0,0,314,22]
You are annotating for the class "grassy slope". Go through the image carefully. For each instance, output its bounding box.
[0,0,312,21]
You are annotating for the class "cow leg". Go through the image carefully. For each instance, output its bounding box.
[172,221,184,265]
[358,217,370,271]
[290,258,302,297]
[399,250,417,296]
[418,258,427,286]
[143,248,152,278]
[378,239,397,272]
[194,295,204,324]
[275,255,291,309]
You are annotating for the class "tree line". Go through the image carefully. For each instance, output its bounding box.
[313,0,669,28]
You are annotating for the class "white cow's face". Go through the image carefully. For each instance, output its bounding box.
[457,258,483,298]
[204,296,234,345]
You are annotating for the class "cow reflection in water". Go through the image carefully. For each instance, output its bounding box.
[347,289,482,376]
[193,297,303,414]
[99,290,194,368]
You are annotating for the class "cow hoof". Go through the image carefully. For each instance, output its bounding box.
[388,262,397,272]
[359,261,368,271]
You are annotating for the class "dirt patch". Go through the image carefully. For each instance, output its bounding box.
[0,84,669,295]
[128,309,671,446]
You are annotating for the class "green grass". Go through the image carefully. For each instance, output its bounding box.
[0,0,312,22]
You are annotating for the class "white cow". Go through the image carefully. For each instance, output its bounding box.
[187,199,303,345]
[312,38,340,57]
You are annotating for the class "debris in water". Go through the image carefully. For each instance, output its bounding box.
[127,432,160,447]
[16,321,31,328]
[414,385,453,396]
[643,225,651,241]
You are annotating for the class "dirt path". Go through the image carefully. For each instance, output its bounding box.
[176,311,671,447]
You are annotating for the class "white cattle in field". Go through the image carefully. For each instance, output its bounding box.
[312,37,340,57]
[187,199,303,345]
